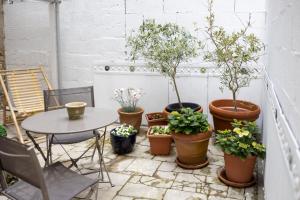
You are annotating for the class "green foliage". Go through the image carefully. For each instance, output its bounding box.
[127,19,202,105]
[149,126,171,135]
[0,125,6,137]
[111,124,137,138]
[168,108,209,135]
[204,0,264,110]
[215,120,266,159]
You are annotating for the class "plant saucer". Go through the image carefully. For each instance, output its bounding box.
[217,168,256,188]
[176,157,209,169]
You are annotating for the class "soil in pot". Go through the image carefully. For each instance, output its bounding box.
[110,131,137,155]
[163,102,203,115]
[118,107,144,131]
[209,99,260,131]
[172,130,212,169]
[145,112,168,127]
[224,153,256,183]
[147,128,172,155]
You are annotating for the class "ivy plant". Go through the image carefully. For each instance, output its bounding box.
[204,0,264,111]
[215,120,266,159]
[168,108,209,135]
[0,125,6,137]
[111,124,137,138]
[127,20,201,108]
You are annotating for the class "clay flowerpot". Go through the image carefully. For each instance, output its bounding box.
[209,99,260,131]
[110,129,137,155]
[172,129,212,169]
[145,112,168,127]
[118,107,144,132]
[224,153,256,183]
[147,127,172,155]
[65,102,87,120]
[163,102,203,115]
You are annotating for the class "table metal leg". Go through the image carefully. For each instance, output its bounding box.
[25,131,47,162]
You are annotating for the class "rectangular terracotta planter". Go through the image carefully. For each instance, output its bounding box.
[147,127,172,155]
[145,112,168,127]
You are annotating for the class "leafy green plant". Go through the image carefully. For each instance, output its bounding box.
[149,126,170,135]
[127,20,201,108]
[0,124,6,137]
[168,108,209,135]
[216,120,266,159]
[204,0,264,111]
[111,124,137,138]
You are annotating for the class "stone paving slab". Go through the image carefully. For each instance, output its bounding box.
[1,124,258,200]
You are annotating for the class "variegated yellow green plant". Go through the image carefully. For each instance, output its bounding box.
[149,126,171,136]
[215,120,265,159]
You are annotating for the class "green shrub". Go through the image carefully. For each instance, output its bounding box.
[168,108,209,135]
[0,125,6,137]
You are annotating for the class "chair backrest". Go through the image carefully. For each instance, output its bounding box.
[0,137,49,199]
[43,86,95,111]
[0,67,53,114]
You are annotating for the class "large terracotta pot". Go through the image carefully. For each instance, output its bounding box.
[163,102,203,115]
[224,153,256,183]
[147,128,172,155]
[209,99,260,131]
[172,130,212,168]
[118,107,144,132]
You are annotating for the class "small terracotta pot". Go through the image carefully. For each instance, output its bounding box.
[118,107,144,132]
[209,99,260,131]
[147,127,172,155]
[145,112,168,127]
[224,153,256,183]
[172,129,212,167]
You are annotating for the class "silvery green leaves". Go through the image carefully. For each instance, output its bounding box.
[111,124,137,138]
[168,108,209,135]
[126,20,202,106]
[113,88,143,113]
[205,0,264,110]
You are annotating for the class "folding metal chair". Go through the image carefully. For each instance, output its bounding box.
[0,137,99,200]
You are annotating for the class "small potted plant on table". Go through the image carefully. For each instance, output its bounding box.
[216,120,265,187]
[147,125,172,155]
[205,0,264,131]
[127,20,203,114]
[145,112,168,127]
[169,108,212,169]
[110,124,137,155]
[113,88,144,132]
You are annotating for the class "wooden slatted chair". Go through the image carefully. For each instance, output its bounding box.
[0,66,53,143]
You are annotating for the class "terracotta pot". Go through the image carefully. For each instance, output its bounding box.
[163,102,203,115]
[224,153,256,183]
[145,112,168,127]
[118,107,144,131]
[172,130,212,166]
[209,99,260,131]
[147,127,172,155]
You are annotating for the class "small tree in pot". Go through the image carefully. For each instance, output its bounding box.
[127,20,202,113]
[205,0,264,131]
[216,120,265,187]
[168,108,212,169]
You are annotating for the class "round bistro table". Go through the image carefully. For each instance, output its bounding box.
[21,107,117,186]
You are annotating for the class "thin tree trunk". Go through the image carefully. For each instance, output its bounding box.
[232,91,238,112]
[172,77,183,108]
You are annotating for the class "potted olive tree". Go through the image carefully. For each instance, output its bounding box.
[147,125,172,155]
[127,20,203,114]
[216,120,265,187]
[113,88,144,132]
[110,124,138,155]
[205,0,264,131]
[168,108,212,169]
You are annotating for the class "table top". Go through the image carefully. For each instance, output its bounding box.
[21,107,117,135]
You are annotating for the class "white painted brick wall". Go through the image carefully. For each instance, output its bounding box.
[3,0,267,88]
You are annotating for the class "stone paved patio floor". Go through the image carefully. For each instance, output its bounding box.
[0,124,258,200]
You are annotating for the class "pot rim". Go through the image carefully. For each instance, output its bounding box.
[224,152,257,160]
[172,128,212,142]
[164,104,204,114]
[147,127,172,138]
[118,107,144,115]
[209,99,260,119]
[110,128,137,138]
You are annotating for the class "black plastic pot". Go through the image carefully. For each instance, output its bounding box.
[166,102,202,112]
[110,130,137,155]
